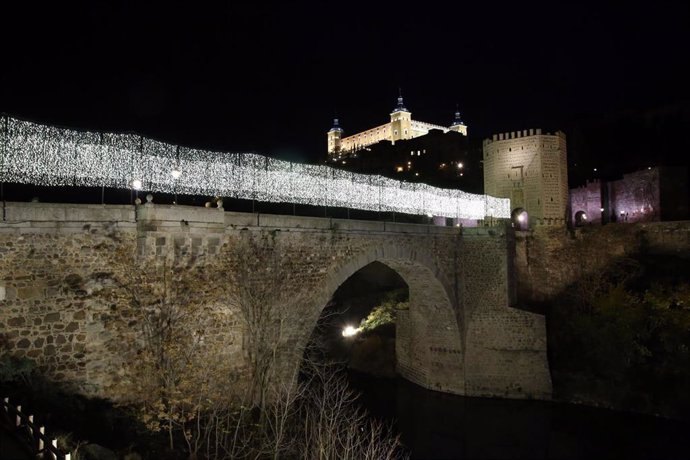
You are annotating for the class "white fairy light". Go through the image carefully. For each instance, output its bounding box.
[0,116,511,219]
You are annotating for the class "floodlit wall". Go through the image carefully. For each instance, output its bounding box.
[329,112,464,156]
[339,123,392,152]
[0,203,552,401]
[608,168,661,223]
[570,180,603,224]
[570,167,689,225]
[483,129,568,224]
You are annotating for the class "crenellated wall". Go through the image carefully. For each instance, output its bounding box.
[0,202,551,401]
[569,166,689,226]
[483,129,568,225]
[570,180,603,224]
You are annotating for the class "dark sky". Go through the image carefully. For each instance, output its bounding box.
[1,1,689,172]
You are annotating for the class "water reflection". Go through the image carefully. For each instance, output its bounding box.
[350,372,690,459]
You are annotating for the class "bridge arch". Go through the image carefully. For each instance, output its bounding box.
[574,210,588,226]
[302,243,466,395]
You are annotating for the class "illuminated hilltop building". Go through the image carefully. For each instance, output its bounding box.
[327,95,468,160]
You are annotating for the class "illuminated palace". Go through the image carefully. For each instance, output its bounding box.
[327,95,468,160]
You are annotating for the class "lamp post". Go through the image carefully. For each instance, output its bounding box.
[131,179,142,204]
[171,168,181,204]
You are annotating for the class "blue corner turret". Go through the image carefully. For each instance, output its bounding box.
[451,108,465,126]
[329,118,343,133]
[392,87,409,113]
[392,95,408,113]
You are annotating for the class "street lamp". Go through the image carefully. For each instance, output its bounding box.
[342,325,359,337]
[171,169,182,204]
[131,179,143,205]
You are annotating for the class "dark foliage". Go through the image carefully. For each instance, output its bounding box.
[549,254,690,419]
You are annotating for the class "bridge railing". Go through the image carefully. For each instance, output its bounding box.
[0,115,510,220]
[1,396,72,460]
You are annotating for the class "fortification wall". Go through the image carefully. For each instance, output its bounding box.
[515,221,690,303]
[609,168,661,223]
[570,180,603,224]
[483,130,568,223]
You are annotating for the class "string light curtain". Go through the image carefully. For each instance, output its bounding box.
[0,116,510,219]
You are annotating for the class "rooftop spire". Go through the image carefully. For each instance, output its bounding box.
[329,117,343,133]
[452,104,464,126]
[392,87,408,113]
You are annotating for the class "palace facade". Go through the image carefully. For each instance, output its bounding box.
[327,95,467,161]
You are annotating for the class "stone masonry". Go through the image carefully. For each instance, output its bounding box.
[0,202,552,401]
[483,129,568,225]
[514,221,690,304]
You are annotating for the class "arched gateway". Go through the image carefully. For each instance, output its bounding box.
[0,203,552,402]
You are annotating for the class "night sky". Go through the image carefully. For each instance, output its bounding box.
[2,1,689,183]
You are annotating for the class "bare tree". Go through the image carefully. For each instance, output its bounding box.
[99,231,407,459]
[299,361,407,460]
[104,257,237,455]
[223,228,408,458]
[227,230,308,413]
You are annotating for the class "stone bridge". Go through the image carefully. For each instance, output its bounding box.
[0,202,551,400]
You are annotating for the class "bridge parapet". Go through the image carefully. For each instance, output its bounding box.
[136,203,462,235]
[1,202,493,237]
[2,202,135,224]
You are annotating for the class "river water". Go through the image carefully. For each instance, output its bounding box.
[349,372,690,460]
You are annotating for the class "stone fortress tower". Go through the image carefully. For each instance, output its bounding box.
[483,129,568,226]
[327,93,468,161]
